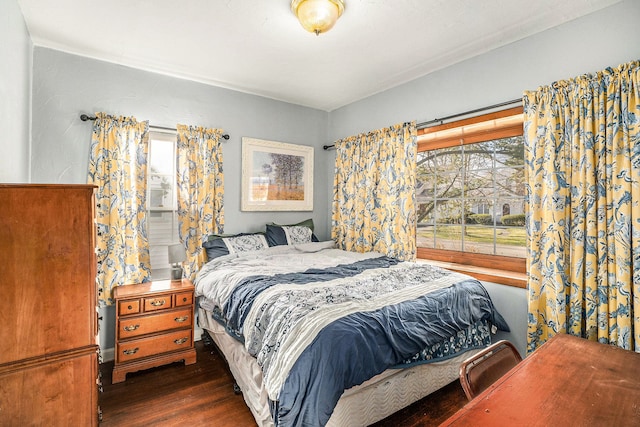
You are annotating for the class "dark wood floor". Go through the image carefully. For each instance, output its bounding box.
[100,341,468,426]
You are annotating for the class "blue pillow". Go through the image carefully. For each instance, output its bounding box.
[266,220,319,246]
[202,237,229,260]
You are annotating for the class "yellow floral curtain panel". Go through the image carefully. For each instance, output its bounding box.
[88,113,151,306]
[524,60,640,353]
[176,124,225,280]
[331,121,417,261]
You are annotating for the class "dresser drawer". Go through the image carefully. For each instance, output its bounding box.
[118,299,140,315]
[116,329,193,363]
[143,294,172,312]
[118,308,193,339]
[175,292,193,307]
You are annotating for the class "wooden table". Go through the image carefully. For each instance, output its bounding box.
[441,333,640,426]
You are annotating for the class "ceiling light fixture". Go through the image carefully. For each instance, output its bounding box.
[291,0,344,36]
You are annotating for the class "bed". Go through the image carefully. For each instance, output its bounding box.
[195,230,509,427]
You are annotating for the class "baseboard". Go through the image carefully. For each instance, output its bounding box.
[101,347,115,363]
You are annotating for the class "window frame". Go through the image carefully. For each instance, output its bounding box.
[416,106,526,287]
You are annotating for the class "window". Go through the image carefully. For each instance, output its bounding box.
[416,107,526,276]
[147,130,179,279]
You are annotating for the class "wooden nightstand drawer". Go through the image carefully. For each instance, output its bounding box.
[118,308,193,339]
[143,294,172,312]
[175,292,193,307]
[118,299,140,315]
[117,329,193,363]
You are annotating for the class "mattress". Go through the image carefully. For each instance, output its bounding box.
[198,306,481,427]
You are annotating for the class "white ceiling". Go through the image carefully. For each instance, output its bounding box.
[18,0,621,111]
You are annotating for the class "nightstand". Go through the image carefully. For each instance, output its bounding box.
[112,279,197,383]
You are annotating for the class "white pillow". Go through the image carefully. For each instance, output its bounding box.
[282,225,313,245]
[222,234,269,254]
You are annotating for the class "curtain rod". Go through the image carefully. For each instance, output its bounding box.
[322,98,522,150]
[415,98,522,129]
[79,114,230,140]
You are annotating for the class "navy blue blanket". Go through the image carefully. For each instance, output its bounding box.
[270,279,508,426]
[223,256,400,339]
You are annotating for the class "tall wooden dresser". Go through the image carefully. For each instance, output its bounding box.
[0,184,100,426]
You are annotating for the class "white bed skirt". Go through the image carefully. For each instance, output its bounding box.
[198,306,479,427]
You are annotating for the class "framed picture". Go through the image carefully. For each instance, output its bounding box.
[241,137,314,211]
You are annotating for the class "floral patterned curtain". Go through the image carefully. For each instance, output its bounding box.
[331,121,417,261]
[87,113,151,306]
[524,60,640,353]
[176,124,225,280]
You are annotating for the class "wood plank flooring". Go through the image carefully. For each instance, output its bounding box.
[100,341,468,426]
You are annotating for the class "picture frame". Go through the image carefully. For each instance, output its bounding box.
[241,137,314,211]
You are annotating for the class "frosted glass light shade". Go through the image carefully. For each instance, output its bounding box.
[291,0,344,35]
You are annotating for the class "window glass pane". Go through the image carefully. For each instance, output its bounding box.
[148,211,178,245]
[494,135,525,167]
[465,169,494,199]
[464,199,495,255]
[434,171,463,198]
[498,198,525,218]
[434,200,463,251]
[495,231,527,257]
[495,166,526,198]
[496,198,525,257]
[150,139,174,175]
[465,140,494,171]
[416,223,435,249]
[416,179,436,199]
[417,201,435,225]
[466,199,495,223]
[148,178,174,209]
[433,146,462,172]
[148,210,179,278]
[435,225,463,251]
[417,152,436,199]
[435,199,463,224]
[417,150,438,174]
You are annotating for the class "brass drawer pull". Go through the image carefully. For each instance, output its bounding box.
[174,337,188,345]
[174,316,189,323]
[123,348,139,355]
[123,324,140,332]
[182,297,188,302]
[150,299,166,307]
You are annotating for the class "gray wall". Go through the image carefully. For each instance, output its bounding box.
[325,0,640,357]
[483,283,528,357]
[30,48,331,351]
[0,0,32,182]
